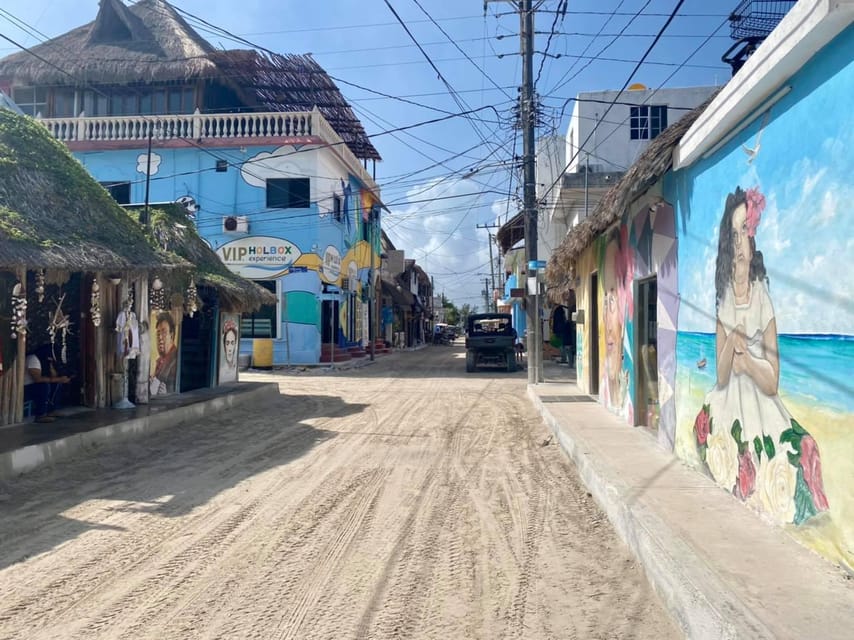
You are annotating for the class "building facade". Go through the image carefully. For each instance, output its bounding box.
[548,1,853,570]
[0,0,383,366]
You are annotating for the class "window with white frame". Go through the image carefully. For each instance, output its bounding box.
[11,86,47,116]
[630,105,668,140]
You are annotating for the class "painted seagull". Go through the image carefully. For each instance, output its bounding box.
[742,109,771,164]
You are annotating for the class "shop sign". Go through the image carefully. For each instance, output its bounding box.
[217,235,301,279]
[321,245,341,282]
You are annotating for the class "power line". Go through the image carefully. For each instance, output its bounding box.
[411,0,513,101]
[548,0,648,102]
[538,0,689,207]
[382,0,502,152]
[534,0,567,88]
[1,12,524,198]
[577,14,730,171]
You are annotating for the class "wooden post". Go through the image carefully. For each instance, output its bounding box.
[135,276,150,404]
[14,266,26,423]
[94,273,106,408]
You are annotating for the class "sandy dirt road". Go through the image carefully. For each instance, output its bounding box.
[0,343,678,640]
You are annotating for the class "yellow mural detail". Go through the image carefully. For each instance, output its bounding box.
[293,253,322,270]
[360,189,374,222]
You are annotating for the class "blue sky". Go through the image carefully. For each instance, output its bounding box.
[0,0,734,308]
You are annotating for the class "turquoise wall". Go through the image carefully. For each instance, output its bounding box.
[665,25,854,569]
[75,142,380,364]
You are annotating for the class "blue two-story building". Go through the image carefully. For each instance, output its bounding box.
[0,0,384,366]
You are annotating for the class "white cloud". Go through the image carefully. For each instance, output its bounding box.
[801,168,826,199]
[136,152,161,176]
[814,190,837,226]
[385,177,499,309]
[760,198,791,256]
[241,146,308,188]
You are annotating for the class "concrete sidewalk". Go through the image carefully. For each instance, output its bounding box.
[529,362,854,639]
[0,381,279,480]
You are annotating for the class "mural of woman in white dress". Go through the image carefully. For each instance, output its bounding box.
[692,186,829,525]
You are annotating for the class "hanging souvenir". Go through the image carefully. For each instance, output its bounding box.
[35,268,45,303]
[48,292,73,364]
[115,299,140,360]
[185,277,198,317]
[150,276,166,311]
[90,278,101,326]
[11,281,27,339]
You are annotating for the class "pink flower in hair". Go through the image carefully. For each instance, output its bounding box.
[745,187,765,237]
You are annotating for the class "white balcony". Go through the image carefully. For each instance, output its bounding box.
[38,108,377,191]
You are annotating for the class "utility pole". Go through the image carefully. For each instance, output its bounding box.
[484,0,540,381]
[484,277,490,311]
[477,222,501,312]
[520,0,540,383]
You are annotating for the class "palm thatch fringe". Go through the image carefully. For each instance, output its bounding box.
[209,50,381,161]
[546,91,720,304]
[133,204,276,313]
[0,1,379,162]
[0,108,180,271]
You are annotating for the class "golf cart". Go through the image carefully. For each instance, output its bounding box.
[465,313,517,372]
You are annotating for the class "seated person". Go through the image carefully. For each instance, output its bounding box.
[23,344,71,423]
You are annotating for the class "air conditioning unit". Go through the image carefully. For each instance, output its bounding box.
[222,215,249,233]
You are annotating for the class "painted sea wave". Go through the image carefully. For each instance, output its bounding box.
[676,332,854,413]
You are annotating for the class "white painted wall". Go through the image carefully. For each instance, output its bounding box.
[536,135,566,203]
[565,85,719,173]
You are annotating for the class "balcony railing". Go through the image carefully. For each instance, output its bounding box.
[38,108,377,190]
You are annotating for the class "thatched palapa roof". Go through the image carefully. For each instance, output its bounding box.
[127,203,276,313]
[0,0,379,161]
[209,50,381,161]
[0,108,181,271]
[0,0,216,86]
[496,211,524,255]
[546,92,719,302]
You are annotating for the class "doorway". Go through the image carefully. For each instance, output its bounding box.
[179,290,216,393]
[635,277,658,431]
[321,299,340,345]
[589,272,599,395]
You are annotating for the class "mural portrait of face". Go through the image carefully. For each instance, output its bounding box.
[730,202,752,288]
[603,242,624,404]
[156,316,175,356]
[223,326,238,367]
[604,284,622,386]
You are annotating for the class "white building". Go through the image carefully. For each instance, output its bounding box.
[535,84,719,265]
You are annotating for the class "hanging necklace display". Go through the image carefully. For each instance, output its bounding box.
[150,276,166,311]
[185,277,198,318]
[10,281,27,340]
[90,278,101,326]
[35,268,45,303]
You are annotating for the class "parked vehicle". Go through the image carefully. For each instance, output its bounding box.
[432,323,458,345]
[465,313,517,372]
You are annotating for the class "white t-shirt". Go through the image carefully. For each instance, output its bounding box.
[23,354,42,386]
